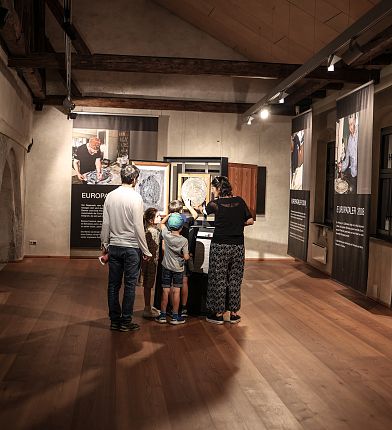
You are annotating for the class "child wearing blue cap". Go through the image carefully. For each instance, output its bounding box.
[156,212,190,324]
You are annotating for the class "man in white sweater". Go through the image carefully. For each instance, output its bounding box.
[101,164,152,332]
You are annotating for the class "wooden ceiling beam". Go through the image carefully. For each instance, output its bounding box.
[0,0,45,99]
[37,95,295,115]
[8,53,378,83]
[45,37,82,97]
[352,25,392,66]
[45,0,91,55]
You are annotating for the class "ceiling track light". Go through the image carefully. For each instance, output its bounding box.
[279,91,289,104]
[327,54,341,72]
[246,116,254,125]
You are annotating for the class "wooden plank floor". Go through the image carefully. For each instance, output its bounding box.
[1,259,392,430]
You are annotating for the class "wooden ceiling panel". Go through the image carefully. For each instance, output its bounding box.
[349,0,381,21]
[324,11,349,33]
[211,0,277,44]
[272,1,290,42]
[289,0,316,16]
[322,0,350,15]
[315,0,342,23]
[289,5,316,53]
[274,35,313,63]
[153,0,378,63]
[314,20,339,47]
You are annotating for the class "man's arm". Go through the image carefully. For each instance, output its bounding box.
[100,200,110,250]
[95,158,103,180]
[73,158,85,181]
[340,142,349,173]
[350,136,358,177]
[133,198,152,258]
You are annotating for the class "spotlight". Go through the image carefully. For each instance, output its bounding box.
[63,97,75,111]
[279,91,288,104]
[0,7,9,30]
[67,111,77,120]
[327,54,341,72]
[259,108,269,120]
[247,116,254,125]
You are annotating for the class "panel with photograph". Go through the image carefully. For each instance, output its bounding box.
[133,161,170,214]
[290,130,304,190]
[335,113,359,195]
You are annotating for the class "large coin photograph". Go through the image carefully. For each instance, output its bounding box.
[181,177,208,207]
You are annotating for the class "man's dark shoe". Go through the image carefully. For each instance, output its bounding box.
[110,321,121,331]
[119,321,140,332]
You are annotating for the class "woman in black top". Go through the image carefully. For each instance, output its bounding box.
[204,176,254,324]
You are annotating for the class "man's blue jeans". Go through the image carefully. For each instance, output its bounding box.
[108,246,141,323]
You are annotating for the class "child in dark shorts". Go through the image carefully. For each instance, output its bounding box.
[168,199,199,317]
[156,212,190,325]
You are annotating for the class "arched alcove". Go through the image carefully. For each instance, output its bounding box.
[7,149,23,260]
[0,161,14,263]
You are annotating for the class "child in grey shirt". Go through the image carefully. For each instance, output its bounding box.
[156,213,189,325]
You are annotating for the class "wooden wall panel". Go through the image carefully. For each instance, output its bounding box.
[228,162,258,219]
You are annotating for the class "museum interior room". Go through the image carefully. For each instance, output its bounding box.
[2,0,392,428]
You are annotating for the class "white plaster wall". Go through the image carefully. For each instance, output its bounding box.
[0,48,33,145]
[24,107,73,256]
[26,106,291,258]
[160,111,291,258]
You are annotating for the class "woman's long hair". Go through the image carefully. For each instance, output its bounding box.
[211,176,233,197]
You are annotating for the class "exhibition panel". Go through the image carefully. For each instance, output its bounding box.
[332,83,374,293]
[287,110,312,261]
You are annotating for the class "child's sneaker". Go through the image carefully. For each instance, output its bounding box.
[169,314,186,325]
[155,312,167,324]
[180,306,188,318]
[143,306,160,319]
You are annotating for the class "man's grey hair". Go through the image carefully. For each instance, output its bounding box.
[121,164,140,185]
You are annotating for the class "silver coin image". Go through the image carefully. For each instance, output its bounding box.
[335,178,349,194]
[181,177,207,207]
[140,175,161,205]
[85,168,112,184]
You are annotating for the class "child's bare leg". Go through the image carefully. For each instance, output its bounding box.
[181,275,188,307]
[171,287,181,314]
[160,287,170,313]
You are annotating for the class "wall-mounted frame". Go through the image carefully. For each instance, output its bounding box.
[178,173,211,207]
[133,160,170,214]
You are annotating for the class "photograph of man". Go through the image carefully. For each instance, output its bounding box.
[290,130,304,190]
[337,114,358,194]
[73,136,103,183]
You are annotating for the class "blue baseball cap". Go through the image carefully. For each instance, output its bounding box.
[167,213,185,231]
